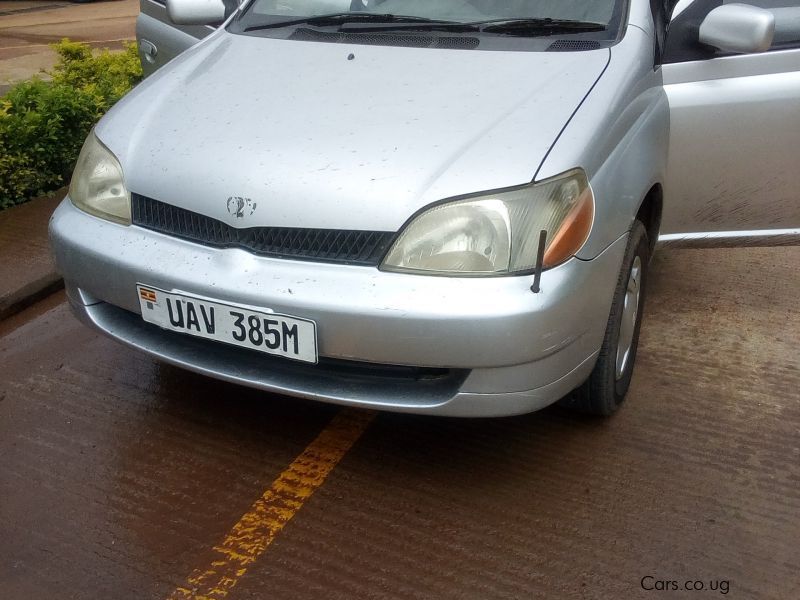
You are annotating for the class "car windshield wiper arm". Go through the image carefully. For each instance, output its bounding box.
[475,18,607,35]
[320,17,606,36]
[243,14,605,36]
[242,13,459,33]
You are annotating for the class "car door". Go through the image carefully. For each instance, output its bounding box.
[660,0,800,246]
[136,0,234,76]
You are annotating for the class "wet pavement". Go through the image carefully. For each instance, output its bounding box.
[0,190,64,319]
[0,246,798,599]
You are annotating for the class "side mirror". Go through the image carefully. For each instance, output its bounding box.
[699,4,775,54]
[167,0,226,26]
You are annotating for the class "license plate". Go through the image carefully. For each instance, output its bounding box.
[137,285,318,363]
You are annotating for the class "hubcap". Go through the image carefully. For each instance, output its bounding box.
[615,255,642,380]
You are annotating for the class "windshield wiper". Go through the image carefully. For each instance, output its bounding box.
[243,13,606,37]
[243,13,459,33]
[476,18,607,36]
[336,17,607,36]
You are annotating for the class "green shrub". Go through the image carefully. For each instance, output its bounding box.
[0,39,142,210]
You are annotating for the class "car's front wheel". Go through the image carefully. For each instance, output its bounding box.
[562,220,649,416]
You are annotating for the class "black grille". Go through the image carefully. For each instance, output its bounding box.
[131,194,395,266]
[290,28,480,49]
[546,39,602,51]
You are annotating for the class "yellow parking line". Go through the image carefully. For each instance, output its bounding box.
[168,408,375,600]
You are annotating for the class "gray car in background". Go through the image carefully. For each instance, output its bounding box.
[50,0,799,417]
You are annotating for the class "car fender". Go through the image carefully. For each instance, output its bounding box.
[537,25,669,260]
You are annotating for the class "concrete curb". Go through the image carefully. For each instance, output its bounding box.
[0,275,64,321]
[0,189,66,321]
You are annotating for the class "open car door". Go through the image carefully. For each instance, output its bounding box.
[136,0,237,76]
[661,0,800,246]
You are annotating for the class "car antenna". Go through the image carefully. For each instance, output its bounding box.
[530,230,547,293]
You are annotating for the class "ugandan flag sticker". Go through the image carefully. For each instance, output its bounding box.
[138,286,158,309]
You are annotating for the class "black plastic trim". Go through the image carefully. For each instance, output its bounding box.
[131,194,396,266]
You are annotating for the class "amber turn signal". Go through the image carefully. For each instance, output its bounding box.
[543,185,594,269]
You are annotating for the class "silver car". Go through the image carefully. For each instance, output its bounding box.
[50,0,800,417]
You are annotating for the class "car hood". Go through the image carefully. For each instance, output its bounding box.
[98,32,609,231]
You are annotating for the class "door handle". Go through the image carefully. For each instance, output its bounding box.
[139,39,158,63]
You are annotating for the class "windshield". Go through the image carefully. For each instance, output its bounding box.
[235,0,623,34]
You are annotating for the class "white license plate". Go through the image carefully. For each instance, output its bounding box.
[137,285,318,363]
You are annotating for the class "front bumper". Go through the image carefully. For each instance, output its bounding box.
[50,198,627,416]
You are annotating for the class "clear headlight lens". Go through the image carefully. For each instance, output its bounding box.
[382,169,594,276]
[69,132,131,225]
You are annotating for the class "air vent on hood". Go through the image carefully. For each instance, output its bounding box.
[546,39,602,51]
[289,28,480,50]
[131,194,396,266]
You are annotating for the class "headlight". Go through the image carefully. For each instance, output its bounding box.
[69,132,131,225]
[382,168,594,276]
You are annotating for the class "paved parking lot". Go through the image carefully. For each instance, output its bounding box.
[0,0,137,94]
[1,245,798,599]
[2,2,798,598]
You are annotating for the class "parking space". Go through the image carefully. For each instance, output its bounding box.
[1,245,798,599]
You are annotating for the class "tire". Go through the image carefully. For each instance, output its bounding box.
[561,220,650,416]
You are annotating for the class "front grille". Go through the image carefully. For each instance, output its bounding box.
[131,194,396,266]
[290,28,480,49]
